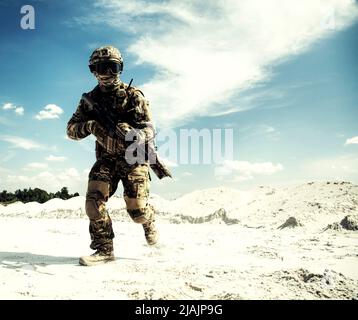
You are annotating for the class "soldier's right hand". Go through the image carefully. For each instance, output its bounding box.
[85,120,106,138]
[85,120,98,134]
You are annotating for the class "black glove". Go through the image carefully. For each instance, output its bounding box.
[116,122,148,146]
[85,120,103,136]
[86,120,126,154]
[116,122,132,138]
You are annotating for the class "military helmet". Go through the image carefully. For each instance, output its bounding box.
[88,45,123,73]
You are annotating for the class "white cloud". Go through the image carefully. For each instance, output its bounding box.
[345,136,358,145]
[0,135,45,150]
[215,160,284,180]
[182,171,193,177]
[38,171,55,180]
[46,155,67,162]
[23,162,48,171]
[14,107,24,116]
[35,104,63,120]
[64,168,80,178]
[3,167,85,194]
[35,168,81,183]
[239,124,280,141]
[2,103,24,116]
[0,167,10,173]
[1,151,16,163]
[302,154,358,183]
[3,103,15,110]
[265,126,276,134]
[87,0,358,127]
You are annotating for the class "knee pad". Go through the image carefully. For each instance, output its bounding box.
[127,204,154,224]
[86,180,110,220]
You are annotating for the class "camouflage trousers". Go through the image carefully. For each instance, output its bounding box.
[85,156,155,253]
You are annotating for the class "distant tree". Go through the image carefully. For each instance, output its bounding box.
[1,190,16,203]
[60,187,70,200]
[0,186,79,204]
[0,190,10,202]
[33,188,49,203]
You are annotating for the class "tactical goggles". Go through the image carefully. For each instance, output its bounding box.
[89,61,122,74]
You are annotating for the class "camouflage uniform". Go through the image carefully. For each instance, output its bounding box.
[67,46,157,259]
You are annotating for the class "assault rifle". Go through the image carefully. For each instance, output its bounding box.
[81,83,172,180]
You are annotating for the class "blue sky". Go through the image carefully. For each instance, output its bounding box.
[0,0,358,198]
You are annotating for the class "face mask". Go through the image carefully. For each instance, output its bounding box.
[91,61,122,90]
[94,71,120,90]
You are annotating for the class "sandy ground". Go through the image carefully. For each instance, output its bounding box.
[0,217,357,300]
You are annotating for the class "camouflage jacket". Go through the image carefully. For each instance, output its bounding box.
[67,81,154,159]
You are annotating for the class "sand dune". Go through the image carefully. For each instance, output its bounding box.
[0,181,357,299]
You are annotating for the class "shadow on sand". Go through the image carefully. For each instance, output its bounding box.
[0,251,141,269]
[0,251,77,269]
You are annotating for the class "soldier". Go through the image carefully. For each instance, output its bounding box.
[67,45,162,266]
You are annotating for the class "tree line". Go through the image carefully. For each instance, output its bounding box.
[0,187,79,204]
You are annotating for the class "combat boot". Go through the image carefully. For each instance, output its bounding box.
[143,221,159,245]
[79,249,115,266]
